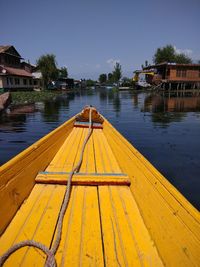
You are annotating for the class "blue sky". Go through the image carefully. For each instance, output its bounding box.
[1,0,200,79]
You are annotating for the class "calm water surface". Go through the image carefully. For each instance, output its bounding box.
[0,89,200,210]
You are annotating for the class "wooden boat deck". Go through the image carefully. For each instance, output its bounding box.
[0,128,163,266]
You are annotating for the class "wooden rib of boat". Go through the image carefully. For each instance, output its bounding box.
[0,106,199,267]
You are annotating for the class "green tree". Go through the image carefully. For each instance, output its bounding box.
[153,45,192,64]
[59,67,68,78]
[36,54,59,88]
[175,53,192,64]
[99,73,107,84]
[86,79,96,87]
[108,73,113,83]
[153,45,176,64]
[112,62,122,83]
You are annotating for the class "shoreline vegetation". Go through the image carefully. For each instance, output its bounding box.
[10,91,62,105]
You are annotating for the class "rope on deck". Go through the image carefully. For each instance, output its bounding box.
[0,108,93,267]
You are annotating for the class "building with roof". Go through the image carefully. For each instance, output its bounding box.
[142,62,200,89]
[0,45,34,91]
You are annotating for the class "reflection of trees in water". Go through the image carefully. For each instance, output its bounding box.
[112,94,121,113]
[0,113,27,132]
[151,112,186,127]
[42,93,76,122]
[143,94,167,113]
[98,89,121,113]
[43,100,60,122]
[132,93,139,107]
[99,90,107,102]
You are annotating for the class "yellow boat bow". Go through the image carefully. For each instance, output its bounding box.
[0,106,199,266]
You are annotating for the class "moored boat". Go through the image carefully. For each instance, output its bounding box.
[0,106,199,266]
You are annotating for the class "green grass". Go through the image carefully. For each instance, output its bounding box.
[11,91,61,105]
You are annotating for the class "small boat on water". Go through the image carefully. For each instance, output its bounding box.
[0,106,199,266]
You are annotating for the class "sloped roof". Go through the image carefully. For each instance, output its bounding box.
[0,45,22,58]
[0,45,11,53]
[144,62,200,69]
[0,65,33,77]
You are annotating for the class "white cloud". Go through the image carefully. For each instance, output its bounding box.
[95,64,101,68]
[174,46,193,56]
[106,58,120,68]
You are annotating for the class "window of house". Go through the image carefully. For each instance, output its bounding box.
[15,78,20,85]
[29,79,33,85]
[176,70,181,77]
[176,69,186,77]
[6,77,9,85]
[9,78,13,85]
[23,79,27,85]
[34,80,37,85]
[182,70,186,77]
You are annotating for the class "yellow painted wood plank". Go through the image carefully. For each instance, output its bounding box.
[0,185,55,266]
[46,127,78,172]
[46,127,80,172]
[0,132,70,235]
[115,186,164,267]
[54,186,83,266]
[79,186,104,267]
[103,119,200,235]
[95,129,113,173]
[62,128,84,172]
[92,130,106,173]
[98,129,122,173]
[47,127,81,172]
[0,184,66,266]
[100,185,162,267]
[0,185,44,252]
[99,186,139,266]
[78,128,89,173]
[103,121,200,266]
[79,129,96,173]
[72,128,88,172]
[104,121,200,237]
[85,132,96,173]
[35,173,130,186]
[21,185,66,266]
[55,186,104,267]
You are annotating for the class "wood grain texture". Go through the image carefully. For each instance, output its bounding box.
[0,117,74,234]
[103,117,200,266]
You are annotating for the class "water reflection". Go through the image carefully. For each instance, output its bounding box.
[0,113,27,133]
[143,93,200,113]
[132,93,139,107]
[141,93,200,126]
[99,88,121,113]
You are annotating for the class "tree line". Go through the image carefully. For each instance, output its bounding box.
[98,62,122,84]
[142,44,194,69]
[36,44,196,89]
[36,54,68,88]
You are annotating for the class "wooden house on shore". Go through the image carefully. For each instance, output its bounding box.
[142,62,200,90]
[0,45,35,91]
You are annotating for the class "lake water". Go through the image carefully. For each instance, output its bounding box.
[0,88,200,210]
